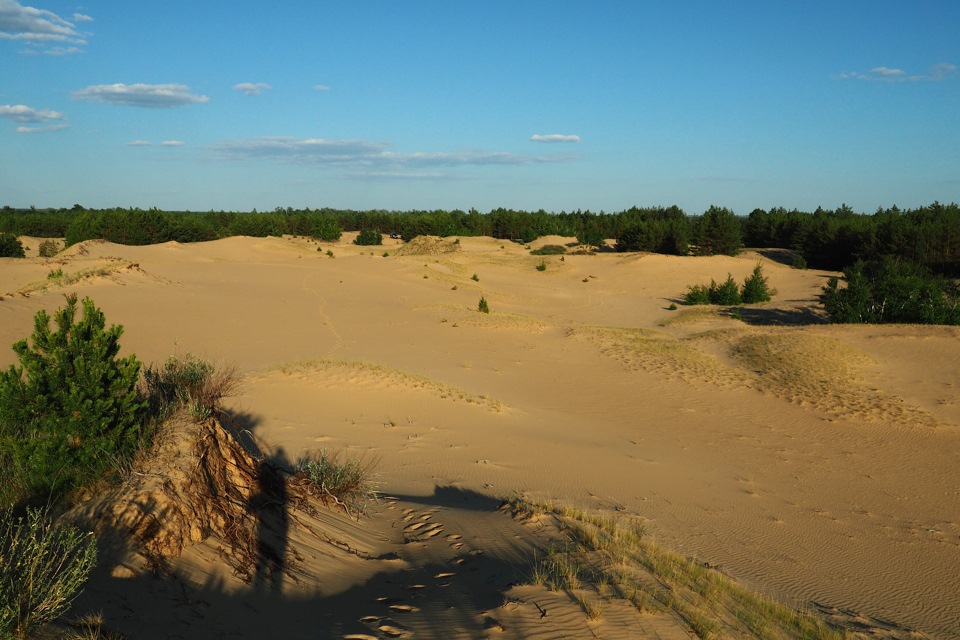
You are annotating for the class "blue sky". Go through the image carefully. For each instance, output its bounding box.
[1,1,958,214]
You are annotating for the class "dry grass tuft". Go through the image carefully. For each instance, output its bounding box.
[508,496,847,639]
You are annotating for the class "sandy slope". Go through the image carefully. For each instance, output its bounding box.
[2,234,958,638]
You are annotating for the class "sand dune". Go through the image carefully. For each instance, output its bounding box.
[2,234,958,638]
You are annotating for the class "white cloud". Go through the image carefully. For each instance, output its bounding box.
[0,0,89,53]
[837,62,957,82]
[72,83,209,108]
[128,140,151,146]
[160,140,185,146]
[0,103,64,122]
[72,13,92,22]
[313,84,330,91]
[530,134,580,143]
[233,82,271,95]
[210,136,575,170]
[15,123,68,133]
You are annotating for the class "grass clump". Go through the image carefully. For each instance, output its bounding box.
[510,496,845,639]
[293,450,378,517]
[140,353,239,423]
[530,244,566,256]
[0,508,97,640]
[478,296,490,313]
[535,261,547,271]
[471,273,479,282]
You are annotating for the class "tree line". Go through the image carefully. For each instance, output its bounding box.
[2,201,959,275]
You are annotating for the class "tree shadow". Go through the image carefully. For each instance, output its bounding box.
[727,305,829,326]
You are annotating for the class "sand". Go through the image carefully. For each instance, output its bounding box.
[1,234,958,639]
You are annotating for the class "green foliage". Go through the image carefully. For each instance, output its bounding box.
[821,257,960,324]
[695,206,742,256]
[326,249,334,258]
[0,295,145,502]
[140,354,238,423]
[0,234,25,258]
[668,303,678,311]
[47,269,65,281]
[791,253,807,269]
[535,261,547,271]
[712,274,743,305]
[0,508,97,640]
[295,450,378,517]
[740,264,772,303]
[37,240,60,258]
[478,297,490,313]
[471,273,479,282]
[353,228,383,246]
[530,244,566,255]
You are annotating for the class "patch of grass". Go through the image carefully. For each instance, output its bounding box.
[530,244,566,256]
[293,450,378,517]
[535,260,547,271]
[326,249,334,257]
[140,353,240,423]
[478,296,490,313]
[471,273,479,282]
[0,508,98,640]
[509,496,845,640]
[47,268,65,280]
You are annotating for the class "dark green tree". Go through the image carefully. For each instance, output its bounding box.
[0,233,25,258]
[695,206,742,256]
[0,295,145,499]
[354,228,383,246]
[740,264,772,303]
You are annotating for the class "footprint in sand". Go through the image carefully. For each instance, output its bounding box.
[389,604,420,613]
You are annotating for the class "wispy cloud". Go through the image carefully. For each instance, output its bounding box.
[313,84,331,91]
[530,134,580,143]
[836,62,958,82]
[160,140,185,146]
[0,103,68,132]
[0,0,90,54]
[128,139,187,147]
[0,103,64,122]
[233,82,271,96]
[72,83,209,108]
[16,123,68,133]
[210,136,574,170]
[128,140,151,146]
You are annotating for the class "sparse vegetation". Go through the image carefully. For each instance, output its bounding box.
[478,296,490,313]
[471,273,479,282]
[0,508,98,640]
[293,450,378,517]
[530,244,566,255]
[326,249,334,257]
[535,260,547,271]
[140,353,240,422]
[511,497,845,639]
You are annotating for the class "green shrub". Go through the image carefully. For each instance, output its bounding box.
[0,234,25,258]
[471,273,479,282]
[791,253,807,270]
[712,274,742,305]
[295,450,377,517]
[478,297,490,313]
[530,244,566,256]
[821,257,960,324]
[740,264,772,303]
[683,284,712,305]
[0,295,145,501]
[37,240,60,258]
[326,249,334,258]
[535,261,547,271]
[353,229,382,246]
[0,508,97,640]
[47,268,65,281]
